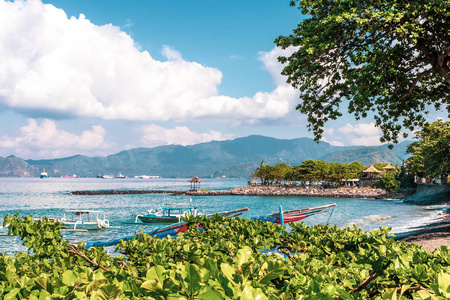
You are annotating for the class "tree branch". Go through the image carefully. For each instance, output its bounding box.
[67,244,110,271]
[351,261,391,294]
[399,69,433,100]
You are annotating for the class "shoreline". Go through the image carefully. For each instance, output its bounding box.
[395,219,450,251]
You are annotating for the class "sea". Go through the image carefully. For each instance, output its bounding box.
[0,177,447,254]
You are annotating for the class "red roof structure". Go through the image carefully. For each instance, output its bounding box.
[188,176,203,191]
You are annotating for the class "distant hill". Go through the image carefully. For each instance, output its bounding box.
[1,135,412,178]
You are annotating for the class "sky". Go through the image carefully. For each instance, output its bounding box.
[0,0,446,160]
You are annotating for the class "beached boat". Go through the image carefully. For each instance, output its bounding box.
[59,210,110,231]
[136,202,199,223]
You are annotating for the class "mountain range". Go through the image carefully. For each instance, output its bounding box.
[0,135,412,178]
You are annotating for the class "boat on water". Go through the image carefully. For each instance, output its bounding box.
[59,210,110,231]
[86,204,336,248]
[115,172,126,179]
[61,174,77,178]
[136,201,198,223]
[134,175,160,179]
[102,174,114,179]
[40,169,48,178]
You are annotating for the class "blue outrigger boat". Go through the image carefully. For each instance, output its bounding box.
[136,202,198,223]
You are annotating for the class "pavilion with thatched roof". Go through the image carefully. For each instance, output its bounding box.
[383,164,395,172]
[363,165,381,178]
[188,176,203,191]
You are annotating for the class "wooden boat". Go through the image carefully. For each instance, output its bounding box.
[136,202,199,223]
[254,203,337,225]
[60,210,110,231]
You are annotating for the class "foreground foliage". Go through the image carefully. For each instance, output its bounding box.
[2,214,450,299]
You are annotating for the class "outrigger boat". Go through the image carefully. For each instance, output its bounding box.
[135,202,199,223]
[85,204,336,248]
[60,210,110,231]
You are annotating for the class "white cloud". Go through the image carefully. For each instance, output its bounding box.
[258,46,298,86]
[323,122,383,146]
[0,118,110,158]
[140,124,235,148]
[0,0,299,124]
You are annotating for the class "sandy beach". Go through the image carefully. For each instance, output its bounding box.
[396,219,450,251]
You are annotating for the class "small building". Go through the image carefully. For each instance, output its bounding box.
[188,176,203,191]
[360,165,382,187]
[362,165,381,178]
[383,164,395,172]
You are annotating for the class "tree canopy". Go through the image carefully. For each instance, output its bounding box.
[276,0,450,144]
[406,119,450,181]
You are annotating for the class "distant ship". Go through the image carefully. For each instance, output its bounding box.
[61,174,77,178]
[102,174,114,179]
[134,175,160,179]
[115,172,126,179]
[40,169,48,178]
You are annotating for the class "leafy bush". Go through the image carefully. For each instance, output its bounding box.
[2,214,450,299]
[376,173,401,194]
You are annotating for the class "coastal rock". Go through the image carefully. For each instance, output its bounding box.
[403,184,450,205]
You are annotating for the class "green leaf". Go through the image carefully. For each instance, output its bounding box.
[196,288,223,300]
[62,270,78,286]
[91,284,122,300]
[220,263,235,283]
[4,288,20,300]
[259,265,286,284]
[235,246,252,268]
[35,277,50,292]
[141,279,163,292]
[181,263,202,296]
[146,265,166,282]
[86,279,107,295]
[438,271,450,298]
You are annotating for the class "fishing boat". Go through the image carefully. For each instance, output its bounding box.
[59,210,110,231]
[102,174,114,179]
[115,172,126,179]
[136,202,199,223]
[252,203,336,225]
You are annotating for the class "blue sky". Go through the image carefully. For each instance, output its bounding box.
[0,0,445,159]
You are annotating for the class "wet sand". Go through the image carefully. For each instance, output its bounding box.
[395,219,450,251]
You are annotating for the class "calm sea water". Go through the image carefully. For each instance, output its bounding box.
[0,177,447,253]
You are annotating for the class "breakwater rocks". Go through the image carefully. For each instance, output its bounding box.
[224,186,386,198]
[72,186,387,198]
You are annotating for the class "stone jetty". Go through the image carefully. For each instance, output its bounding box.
[72,186,387,198]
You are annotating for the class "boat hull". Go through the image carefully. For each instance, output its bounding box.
[138,215,181,223]
[62,222,102,230]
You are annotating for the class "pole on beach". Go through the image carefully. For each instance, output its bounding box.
[279,205,284,225]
